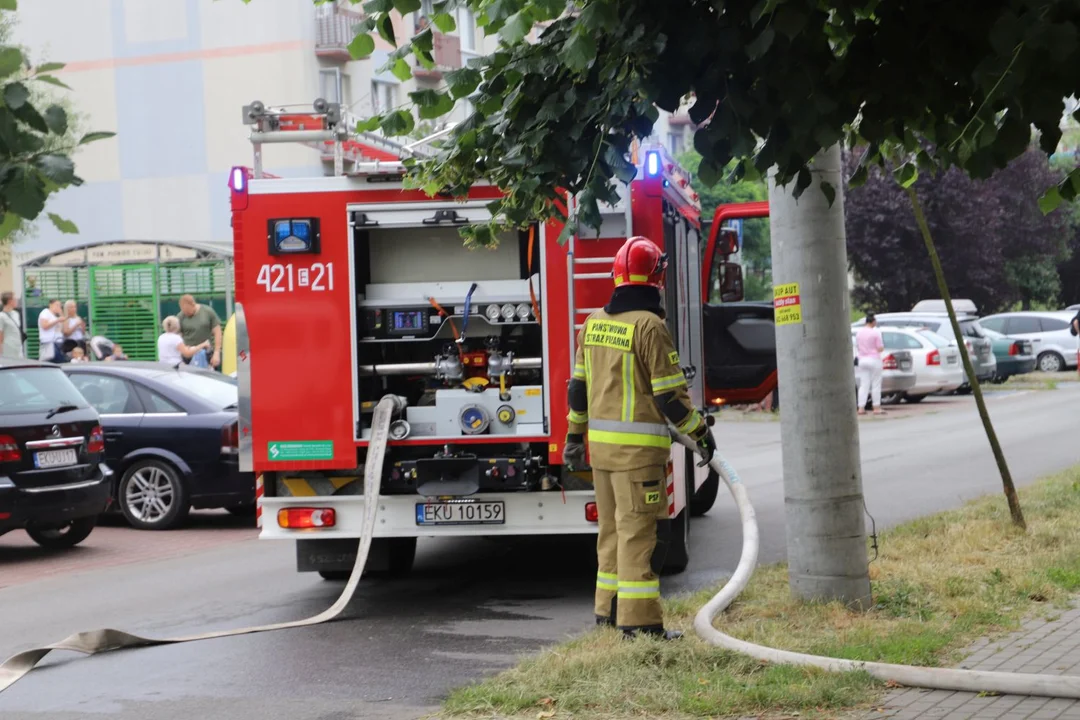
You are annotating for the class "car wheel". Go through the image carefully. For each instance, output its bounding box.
[881,392,904,406]
[119,460,190,530]
[1038,352,1065,373]
[25,516,97,549]
[904,394,927,404]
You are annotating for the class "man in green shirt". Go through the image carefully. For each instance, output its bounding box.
[178,294,222,369]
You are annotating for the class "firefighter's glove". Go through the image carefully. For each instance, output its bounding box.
[563,434,586,469]
[692,427,717,468]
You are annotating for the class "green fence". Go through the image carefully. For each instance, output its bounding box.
[24,260,232,361]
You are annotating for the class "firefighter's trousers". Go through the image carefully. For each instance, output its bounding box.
[593,466,669,630]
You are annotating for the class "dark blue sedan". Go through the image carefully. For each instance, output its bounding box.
[61,362,253,530]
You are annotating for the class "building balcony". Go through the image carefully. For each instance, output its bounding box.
[315,6,365,61]
[412,30,461,80]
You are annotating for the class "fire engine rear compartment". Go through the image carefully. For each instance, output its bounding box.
[347,206,553,496]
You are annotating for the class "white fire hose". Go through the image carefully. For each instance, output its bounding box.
[5,401,1080,700]
[0,395,401,696]
[674,432,1080,699]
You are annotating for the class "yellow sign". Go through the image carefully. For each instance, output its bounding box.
[645,491,661,505]
[583,319,635,351]
[774,282,802,326]
[667,350,679,365]
[524,388,541,396]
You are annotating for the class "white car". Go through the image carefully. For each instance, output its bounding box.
[880,327,964,401]
[978,311,1079,372]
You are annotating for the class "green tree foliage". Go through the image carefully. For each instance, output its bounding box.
[678,150,772,301]
[845,148,1071,314]
[0,2,113,242]
[330,0,1080,245]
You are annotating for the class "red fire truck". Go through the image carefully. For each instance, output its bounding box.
[231,100,776,579]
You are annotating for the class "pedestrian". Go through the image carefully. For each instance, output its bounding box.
[68,346,88,363]
[563,235,716,641]
[158,316,211,368]
[0,292,23,359]
[855,312,886,416]
[177,294,222,370]
[61,300,87,354]
[106,343,128,362]
[37,298,64,363]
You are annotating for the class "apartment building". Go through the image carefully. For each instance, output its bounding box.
[12,0,489,257]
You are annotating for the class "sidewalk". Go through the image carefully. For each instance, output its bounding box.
[863,605,1080,719]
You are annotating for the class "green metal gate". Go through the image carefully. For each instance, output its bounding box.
[23,267,89,357]
[88,264,160,361]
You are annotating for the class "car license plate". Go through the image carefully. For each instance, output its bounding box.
[948,356,958,364]
[416,500,505,526]
[34,449,77,469]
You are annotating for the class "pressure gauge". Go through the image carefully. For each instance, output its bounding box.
[485,304,501,322]
[459,404,491,435]
[515,303,531,320]
[501,303,516,321]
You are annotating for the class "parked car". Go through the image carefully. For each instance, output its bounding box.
[854,312,997,389]
[0,359,111,548]
[977,311,1078,373]
[850,332,917,405]
[61,363,252,530]
[880,327,964,402]
[980,328,1037,382]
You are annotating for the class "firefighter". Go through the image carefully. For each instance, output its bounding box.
[563,235,716,640]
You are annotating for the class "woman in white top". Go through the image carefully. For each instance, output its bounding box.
[157,315,210,367]
[62,300,86,344]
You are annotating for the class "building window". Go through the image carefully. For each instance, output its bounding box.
[372,80,397,115]
[320,68,343,105]
[458,7,476,53]
[414,0,434,34]
[668,131,684,156]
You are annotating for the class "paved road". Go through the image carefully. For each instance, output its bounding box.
[1,386,1077,720]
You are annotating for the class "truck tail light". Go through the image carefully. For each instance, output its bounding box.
[585,502,599,523]
[0,435,21,463]
[87,425,105,454]
[927,350,940,366]
[278,507,336,529]
[221,421,239,455]
[882,354,899,370]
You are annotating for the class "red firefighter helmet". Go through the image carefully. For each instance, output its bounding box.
[612,236,667,288]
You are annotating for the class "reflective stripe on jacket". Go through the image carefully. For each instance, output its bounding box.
[566,309,698,471]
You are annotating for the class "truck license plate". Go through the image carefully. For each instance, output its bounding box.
[416,500,505,526]
[34,449,77,469]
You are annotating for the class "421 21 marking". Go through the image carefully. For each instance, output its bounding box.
[256,262,335,293]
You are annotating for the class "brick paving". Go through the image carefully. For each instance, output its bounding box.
[0,510,256,589]
[863,607,1080,719]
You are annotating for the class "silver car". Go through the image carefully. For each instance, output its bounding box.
[978,311,1078,373]
[853,312,997,389]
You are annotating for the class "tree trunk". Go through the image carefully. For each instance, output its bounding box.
[905,188,1026,530]
[769,145,873,608]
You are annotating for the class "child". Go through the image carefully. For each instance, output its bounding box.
[69,346,89,363]
[106,344,128,361]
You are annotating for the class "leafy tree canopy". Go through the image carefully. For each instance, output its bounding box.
[327,0,1080,245]
[0,1,113,241]
[845,148,1071,314]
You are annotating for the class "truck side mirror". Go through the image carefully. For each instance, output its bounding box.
[720,263,744,303]
[718,227,739,257]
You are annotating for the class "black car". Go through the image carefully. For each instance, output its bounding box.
[62,363,253,530]
[0,359,111,548]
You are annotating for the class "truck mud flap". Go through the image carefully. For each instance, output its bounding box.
[0,396,398,696]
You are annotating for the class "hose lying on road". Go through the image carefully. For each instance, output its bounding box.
[677,433,1080,699]
[0,395,400,696]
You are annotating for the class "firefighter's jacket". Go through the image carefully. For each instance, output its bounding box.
[567,308,706,471]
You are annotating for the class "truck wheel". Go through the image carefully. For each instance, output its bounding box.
[365,537,417,578]
[660,464,692,575]
[26,516,97,549]
[690,469,720,517]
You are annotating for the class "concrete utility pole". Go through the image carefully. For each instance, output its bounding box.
[768,144,872,608]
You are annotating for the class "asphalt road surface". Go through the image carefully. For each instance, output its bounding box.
[1,386,1077,720]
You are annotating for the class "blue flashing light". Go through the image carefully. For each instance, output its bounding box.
[230,166,247,193]
[645,151,661,177]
